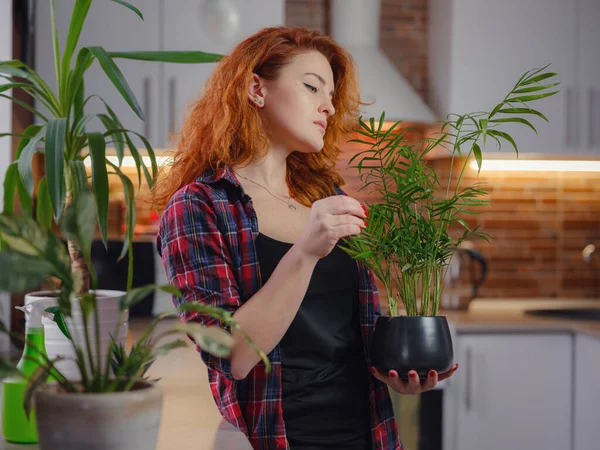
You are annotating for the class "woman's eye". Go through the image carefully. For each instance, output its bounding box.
[304,83,317,93]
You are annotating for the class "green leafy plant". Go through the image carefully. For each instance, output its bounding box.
[0,0,270,416]
[339,65,558,316]
[0,190,271,416]
[0,0,223,294]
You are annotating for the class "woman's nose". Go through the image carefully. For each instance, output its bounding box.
[321,98,335,117]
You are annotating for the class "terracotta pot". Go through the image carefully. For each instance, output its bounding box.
[35,381,162,450]
[370,315,454,381]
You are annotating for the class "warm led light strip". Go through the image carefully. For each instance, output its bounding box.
[470,160,600,172]
[83,155,171,167]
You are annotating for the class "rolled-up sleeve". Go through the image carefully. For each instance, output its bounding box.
[158,185,241,380]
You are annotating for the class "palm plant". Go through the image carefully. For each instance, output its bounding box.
[0,0,223,300]
[339,64,559,316]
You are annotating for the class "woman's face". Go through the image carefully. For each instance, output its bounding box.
[250,50,336,154]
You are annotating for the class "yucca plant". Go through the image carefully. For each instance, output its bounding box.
[339,64,559,316]
[0,0,223,299]
[0,190,270,407]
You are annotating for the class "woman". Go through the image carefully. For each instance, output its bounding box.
[152,26,458,450]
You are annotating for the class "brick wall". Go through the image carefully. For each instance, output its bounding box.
[286,0,429,99]
[429,158,600,299]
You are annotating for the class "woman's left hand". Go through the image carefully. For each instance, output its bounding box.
[370,363,459,395]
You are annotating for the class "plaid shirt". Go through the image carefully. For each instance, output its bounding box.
[157,164,403,450]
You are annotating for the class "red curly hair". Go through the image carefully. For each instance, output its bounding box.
[150,26,363,211]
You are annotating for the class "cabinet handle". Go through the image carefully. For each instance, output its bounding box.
[169,77,176,136]
[573,88,580,149]
[565,87,572,148]
[590,88,596,149]
[143,77,151,141]
[465,347,472,412]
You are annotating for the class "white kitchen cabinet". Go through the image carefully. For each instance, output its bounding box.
[448,332,572,450]
[577,0,600,155]
[429,0,596,156]
[35,0,285,149]
[34,0,162,147]
[574,333,600,450]
[161,0,284,139]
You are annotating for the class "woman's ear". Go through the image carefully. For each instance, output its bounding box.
[248,73,266,107]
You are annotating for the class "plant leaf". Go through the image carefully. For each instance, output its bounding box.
[106,162,135,263]
[120,284,181,311]
[60,190,97,267]
[498,107,548,122]
[44,306,72,340]
[506,91,559,103]
[35,177,53,231]
[108,51,223,64]
[472,143,482,174]
[0,360,22,381]
[487,129,519,156]
[79,292,96,323]
[68,48,95,110]
[489,117,537,134]
[70,160,90,197]
[45,118,67,221]
[521,71,558,85]
[512,82,560,94]
[50,0,62,95]
[61,0,93,103]
[172,323,234,358]
[2,162,20,214]
[110,0,144,20]
[87,46,144,121]
[153,339,188,356]
[17,128,45,198]
[87,132,109,247]
[24,357,64,419]
[0,252,55,293]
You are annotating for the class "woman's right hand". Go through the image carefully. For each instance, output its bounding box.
[295,195,368,261]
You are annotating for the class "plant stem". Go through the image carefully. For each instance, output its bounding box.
[94,296,101,390]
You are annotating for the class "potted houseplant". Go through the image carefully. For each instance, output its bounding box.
[0,0,223,378]
[0,190,271,449]
[339,65,559,381]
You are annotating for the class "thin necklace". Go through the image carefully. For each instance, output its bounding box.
[233,170,297,211]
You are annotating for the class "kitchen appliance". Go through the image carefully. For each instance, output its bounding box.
[440,243,488,311]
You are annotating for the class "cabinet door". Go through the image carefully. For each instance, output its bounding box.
[454,333,572,450]
[448,0,577,155]
[578,0,600,155]
[162,0,284,145]
[574,333,600,450]
[34,0,162,147]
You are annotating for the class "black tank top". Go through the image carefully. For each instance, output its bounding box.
[255,232,372,450]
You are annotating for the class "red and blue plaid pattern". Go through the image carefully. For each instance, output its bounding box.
[157,165,403,450]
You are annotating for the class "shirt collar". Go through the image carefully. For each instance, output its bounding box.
[196,164,241,187]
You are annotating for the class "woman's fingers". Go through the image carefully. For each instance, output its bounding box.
[438,363,459,381]
[370,366,456,394]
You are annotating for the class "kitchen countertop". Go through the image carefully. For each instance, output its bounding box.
[439,298,600,338]
[2,297,600,449]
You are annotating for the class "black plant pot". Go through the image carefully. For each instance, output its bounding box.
[371,316,454,382]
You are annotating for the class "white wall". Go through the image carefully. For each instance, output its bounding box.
[0,0,12,209]
[0,0,13,344]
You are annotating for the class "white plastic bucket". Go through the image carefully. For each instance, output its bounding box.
[24,290,128,381]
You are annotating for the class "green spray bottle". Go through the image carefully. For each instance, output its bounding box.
[2,302,53,443]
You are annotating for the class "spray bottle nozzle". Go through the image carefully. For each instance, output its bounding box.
[15,303,54,329]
